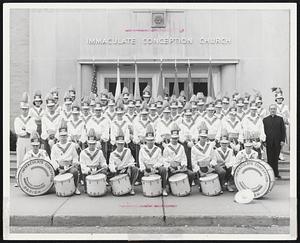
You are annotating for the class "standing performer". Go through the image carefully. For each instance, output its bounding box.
[14,92,37,186]
[68,86,76,102]
[177,96,185,117]
[99,90,109,111]
[135,98,143,114]
[241,100,266,159]
[29,90,44,136]
[86,98,110,160]
[50,87,62,115]
[23,131,50,163]
[236,97,247,122]
[163,123,196,188]
[155,101,173,150]
[80,96,92,149]
[156,96,164,116]
[263,104,286,179]
[221,94,230,118]
[191,122,215,191]
[89,93,97,116]
[80,128,108,193]
[109,128,139,195]
[139,124,168,196]
[122,87,130,110]
[214,98,224,120]
[170,97,182,126]
[41,93,62,157]
[196,92,206,118]
[210,129,236,192]
[179,102,197,171]
[255,94,267,119]
[243,92,251,116]
[142,85,151,104]
[61,92,73,122]
[51,119,81,195]
[67,101,86,155]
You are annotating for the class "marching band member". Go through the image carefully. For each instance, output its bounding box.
[50,87,62,115]
[67,101,86,154]
[201,97,222,145]
[99,90,109,111]
[156,96,164,116]
[110,99,131,146]
[109,128,139,195]
[89,93,97,116]
[243,92,251,115]
[191,122,215,190]
[148,98,160,129]
[80,128,108,193]
[80,96,92,126]
[29,90,44,136]
[190,95,198,123]
[255,94,267,119]
[61,92,73,122]
[221,105,244,155]
[51,119,81,195]
[214,98,224,120]
[179,102,197,170]
[103,94,116,124]
[124,94,138,125]
[196,92,206,118]
[155,101,173,149]
[142,85,151,104]
[236,97,247,122]
[221,94,230,118]
[14,92,37,186]
[163,123,196,188]
[170,97,182,125]
[41,93,62,157]
[86,97,110,160]
[122,87,130,109]
[139,124,168,196]
[177,96,185,116]
[241,100,266,159]
[68,85,76,102]
[22,131,50,163]
[210,128,236,193]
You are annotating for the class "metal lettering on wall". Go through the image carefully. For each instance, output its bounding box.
[87,37,231,45]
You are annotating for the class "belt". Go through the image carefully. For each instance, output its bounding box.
[19,134,30,138]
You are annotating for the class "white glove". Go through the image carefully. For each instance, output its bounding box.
[187,141,194,148]
[254,142,261,149]
[234,144,241,152]
[210,160,217,167]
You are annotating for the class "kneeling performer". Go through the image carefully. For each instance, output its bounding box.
[139,124,168,196]
[80,128,108,193]
[109,128,139,195]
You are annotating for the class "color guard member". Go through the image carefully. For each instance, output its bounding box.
[156,96,164,116]
[170,97,182,126]
[221,94,230,118]
[148,98,160,129]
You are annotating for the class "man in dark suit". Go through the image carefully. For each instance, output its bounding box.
[263,104,286,179]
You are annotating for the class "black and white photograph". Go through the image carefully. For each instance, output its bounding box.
[3,3,297,240]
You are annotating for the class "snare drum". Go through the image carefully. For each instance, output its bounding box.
[142,174,162,197]
[110,174,131,196]
[234,159,275,198]
[86,173,107,197]
[17,158,55,196]
[199,173,222,196]
[54,173,75,197]
[169,173,190,197]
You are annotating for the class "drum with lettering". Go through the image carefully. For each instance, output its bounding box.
[86,173,107,197]
[199,173,222,196]
[54,173,75,197]
[142,174,162,197]
[234,159,275,199]
[169,173,190,197]
[17,158,55,196]
[110,174,131,196]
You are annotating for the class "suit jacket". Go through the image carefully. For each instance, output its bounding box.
[263,115,286,145]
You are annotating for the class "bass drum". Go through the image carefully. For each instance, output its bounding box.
[234,159,275,199]
[17,158,55,196]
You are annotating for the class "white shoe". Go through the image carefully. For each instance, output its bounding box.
[162,189,168,196]
[130,189,135,195]
[134,181,141,186]
[192,181,195,186]
[80,180,84,185]
[14,183,18,187]
[75,188,81,195]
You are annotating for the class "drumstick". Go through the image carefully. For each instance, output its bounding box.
[60,164,76,175]
[93,167,106,174]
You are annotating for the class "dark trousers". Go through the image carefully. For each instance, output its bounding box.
[57,165,80,188]
[43,138,58,158]
[214,165,233,188]
[127,142,139,166]
[109,166,139,186]
[266,141,281,177]
[101,141,108,160]
[36,121,42,136]
[182,142,192,170]
[106,142,116,164]
[168,168,196,187]
[141,166,168,189]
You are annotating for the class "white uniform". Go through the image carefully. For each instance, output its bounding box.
[179,119,197,143]
[60,107,72,122]
[110,118,131,145]
[29,106,45,124]
[155,118,173,144]
[86,116,110,142]
[221,116,243,142]
[139,145,164,171]
[191,141,215,173]
[80,147,107,174]
[276,103,289,123]
[163,143,187,168]
[171,114,183,126]
[133,118,151,144]
[148,114,160,129]
[257,107,268,119]
[22,149,50,164]
[109,147,135,173]
[212,147,236,168]
[241,114,266,142]
[200,114,222,141]
[41,112,62,140]
[67,118,87,143]
[233,149,259,173]
[14,115,37,168]
[236,110,247,123]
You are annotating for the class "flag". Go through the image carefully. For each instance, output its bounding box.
[157,62,164,97]
[134,62,141,100]
[173,63,179,97]
[91,63,97,94]
[207,60,215,99]
[187,63,193,100]
[115,62,121,99]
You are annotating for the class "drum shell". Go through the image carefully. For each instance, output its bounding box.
[169,173,190,197]
[142,175,162,197]
[54,173,75,197]
[199,173,221,196]
[110,174,131,196]
[234,159,275,198]
[86,174,107,197]
[17,158,55,196]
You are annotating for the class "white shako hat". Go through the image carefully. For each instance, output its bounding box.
[94,97,102,111]
[142,85,151,98]
[20,92,30,109]
[220,128,230,144]
[64,92,73,105]
[234,189,254,204]
[170,122,180,139]
[198,121,208,137]
[145,123,155,141]
[162,100,171,113]
[127,94,135,108]
[183,102,193,116]
[71,100,81,114]
[33,90,43,105]
[58,119,68,136]
[140,101,149,115]
[87,128,97,144]
[196,92,205,105]
[243,131,254,147]
[115,98,125,114]
[45,93,55,107]
[30,131,41,145]
[81,96,90,109]
[115,128,125,144]
[148,97,157,110]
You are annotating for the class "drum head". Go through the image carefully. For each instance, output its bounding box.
[110,173,127,182]
[234,160,270,198]
[86,173,106,180]
[234,189,254,204]
[17,159,55,196]
[169,173,187,182]
[55,172,73,181]
[142,174,161,181]
[200,173,218,181]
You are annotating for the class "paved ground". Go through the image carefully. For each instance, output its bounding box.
[9,178,290,231]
